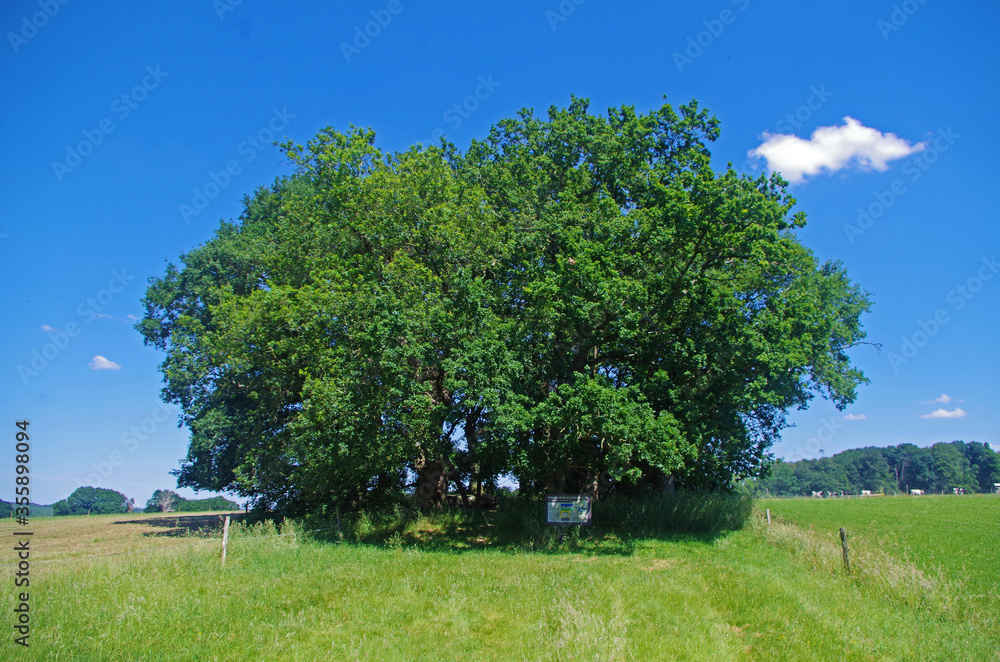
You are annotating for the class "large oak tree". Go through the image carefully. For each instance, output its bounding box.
[138,97,872,514]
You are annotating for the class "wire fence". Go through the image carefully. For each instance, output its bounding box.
[1,520,343,568]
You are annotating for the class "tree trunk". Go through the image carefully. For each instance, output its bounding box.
[415,458,447,511]
[451,470,470,508]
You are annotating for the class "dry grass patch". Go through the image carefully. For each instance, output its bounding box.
[0,511,241,564]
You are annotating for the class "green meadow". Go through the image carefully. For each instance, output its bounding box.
[760,494,1000,603]
[3,497,997,661]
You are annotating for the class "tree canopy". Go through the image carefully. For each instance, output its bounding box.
[53,487,132,516]
[138,96,873,515]
[144,489,181,513]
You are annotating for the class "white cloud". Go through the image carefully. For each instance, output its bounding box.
[40,324,56,332]
[126,314,140,321]
[920,408,966,419]
[748,116,925,184]
[843,413,867,421]
[920,394,953,404]
[88,355,122,371]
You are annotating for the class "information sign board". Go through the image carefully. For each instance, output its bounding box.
[545,494,592,525]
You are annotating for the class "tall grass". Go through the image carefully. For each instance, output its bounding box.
[301,490,756,552]
[594,490,755,535]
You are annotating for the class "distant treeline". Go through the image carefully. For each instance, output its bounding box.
[0,501,54,518]
[756,441,999,496]
[0,487,242,518]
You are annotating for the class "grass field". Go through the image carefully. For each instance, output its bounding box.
[2,500,997,661]
[760,494,1000,599]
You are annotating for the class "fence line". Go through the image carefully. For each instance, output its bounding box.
[0,521,343,568]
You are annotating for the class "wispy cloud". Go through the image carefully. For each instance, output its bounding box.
[843,413,867,421]
[749,116,925,184]
[88,355,122,371]
[40,324,57,332]
[920,408,966,419]
[920,394,954,404]
[91,312,137,323]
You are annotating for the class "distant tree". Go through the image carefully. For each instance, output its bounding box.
[0,501,12,518]
[54,487,131,515]
[882,444,917,493]
[794,457,850,493]
[906,446,937,492]
[960,441,1000,493]
[758,460,799,495]
[930,443,976,493]
[145,490,182,513]
[835,447,893,493]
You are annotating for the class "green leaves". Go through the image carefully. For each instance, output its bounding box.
[54,487,132,516]
[138,96,873,513]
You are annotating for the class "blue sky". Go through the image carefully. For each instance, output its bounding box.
[2,0,997,505]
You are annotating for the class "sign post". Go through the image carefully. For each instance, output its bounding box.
[545,495,592,542]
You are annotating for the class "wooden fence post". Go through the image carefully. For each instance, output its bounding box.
[765,508,771,525]
[221,515,230,566]
[839,527,850,575]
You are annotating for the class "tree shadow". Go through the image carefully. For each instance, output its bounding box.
[307,508,735,557]
[113,512,244,538]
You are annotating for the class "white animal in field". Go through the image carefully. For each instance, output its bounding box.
[910,489,925,495]
[861,490,872,496]
[812,491,823,498]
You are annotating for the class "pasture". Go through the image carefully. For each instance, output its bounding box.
[760,494,1000,598]
[2,500,997,661]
